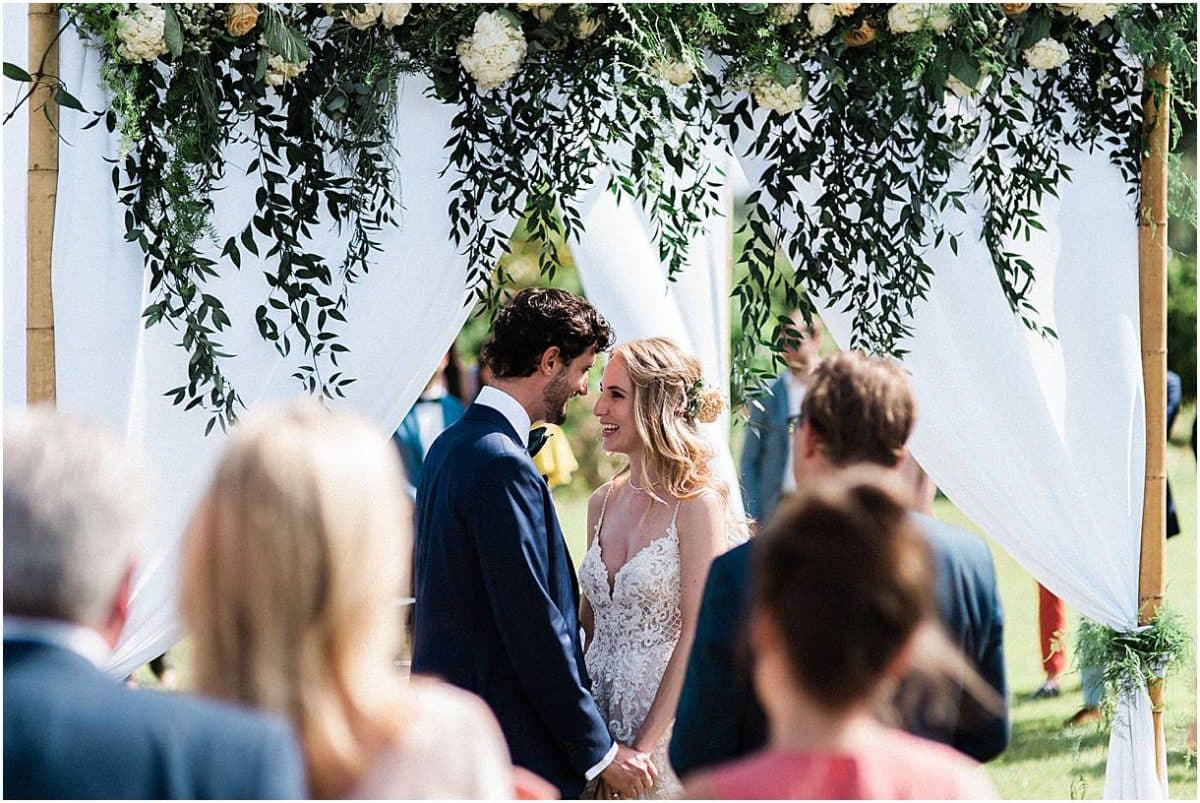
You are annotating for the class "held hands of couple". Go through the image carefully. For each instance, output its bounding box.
[599,744,657,798]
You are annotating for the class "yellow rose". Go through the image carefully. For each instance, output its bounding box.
[1000,3,1031,15]
[226,3,260,37]
[843,20,877,46]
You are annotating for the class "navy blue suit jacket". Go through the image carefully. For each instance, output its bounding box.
[739,374,791,523]
[671,514,1009,778]
[411,403,612,798]
[393,395,467,488]
[4,639,306,799]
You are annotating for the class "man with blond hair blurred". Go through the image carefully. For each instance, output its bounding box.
[3,409,306,799]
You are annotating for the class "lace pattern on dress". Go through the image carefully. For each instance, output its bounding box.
[580,484,683,799]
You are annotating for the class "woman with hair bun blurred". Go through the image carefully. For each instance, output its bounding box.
[179,401,514,799]
[682,469,998,800]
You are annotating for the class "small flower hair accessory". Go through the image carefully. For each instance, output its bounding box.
[679,377,726,424]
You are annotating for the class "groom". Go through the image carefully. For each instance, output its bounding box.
[412,289,656,799]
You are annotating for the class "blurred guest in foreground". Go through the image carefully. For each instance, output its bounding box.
[673,351,1008,777]
[179,401,515,799]
[682,470,998,800]
[4,409,306,799]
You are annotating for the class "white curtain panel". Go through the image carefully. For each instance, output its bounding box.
[575,155,747,529]
[6,14,484,676]
[729,101,1158,797]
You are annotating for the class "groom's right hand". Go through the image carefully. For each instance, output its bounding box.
[599,744,657,798]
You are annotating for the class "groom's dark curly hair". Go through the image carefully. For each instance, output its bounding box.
[481,288,614,378]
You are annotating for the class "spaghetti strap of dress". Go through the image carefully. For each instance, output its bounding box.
[594,483,616,537]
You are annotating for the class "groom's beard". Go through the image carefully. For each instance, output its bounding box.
[542,371,573,425]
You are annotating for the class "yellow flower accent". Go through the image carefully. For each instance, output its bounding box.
[842,20,877,46]
[226,4,260,37]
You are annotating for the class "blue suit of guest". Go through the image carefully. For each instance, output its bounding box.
[411,387,614,798]
[739,374,791,523]
[4,629,305,799]
[672,514,1009,777]
[392,394,466,488]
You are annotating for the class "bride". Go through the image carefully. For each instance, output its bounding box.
[580,337,732,799]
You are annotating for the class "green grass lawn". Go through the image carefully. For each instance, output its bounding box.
[552,411,1198,799]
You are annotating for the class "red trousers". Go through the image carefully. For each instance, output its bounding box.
[1038,583,1066,679]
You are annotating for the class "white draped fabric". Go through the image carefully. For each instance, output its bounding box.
[5,13,481,676]
[3,10,1161,794]
[575,158,746,527]
[730,106,1159,797]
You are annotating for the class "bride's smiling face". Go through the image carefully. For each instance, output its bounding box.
[593,356,640,456]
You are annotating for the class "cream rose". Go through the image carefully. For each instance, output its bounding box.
[654,59,696,86]
[517,3,556,23]
[831,3,860,15]
[380,3,412,28]
[807,3,836,36]
[888,3,953,34]
[751,74,807,115]
[264,53,308,87]
[769,3,801,24]
[457,10,528,91]
[343,3,382,29]
[1076,3,1120,24]
[1023,37,1070,70]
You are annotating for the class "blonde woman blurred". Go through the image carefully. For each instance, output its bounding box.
[179,402,514,799]
[581,338,735,799]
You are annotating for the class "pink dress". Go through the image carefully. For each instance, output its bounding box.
[699,730,998,800]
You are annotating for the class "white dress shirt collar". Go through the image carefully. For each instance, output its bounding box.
[4,616,113,669]
[475,386,533,448]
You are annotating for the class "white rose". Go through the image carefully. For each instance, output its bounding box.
[888,3,953,34]
[808,3,836,36]
[751,74,806,115]
[1023,36,1070,70]
[343,3,382,29]
[887,3,924,33]
[457,10,528,91]
[1076,3,1120,24]
[945,73,991,98]
[115,5,169,63]
[831,3,860,15]
[769,3,802,24]
[654,59,696,86]
[380,3,412,27]
[265,53,308,87]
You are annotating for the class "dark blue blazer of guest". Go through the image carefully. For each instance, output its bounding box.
[392,394,466,488]
[4,638,306,799]
[671,514,1010,778]
[411,403,612,799]
[739,373,792,523]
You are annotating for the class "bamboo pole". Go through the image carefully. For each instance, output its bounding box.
[26,3,59,405]
[1137,62,1170,786]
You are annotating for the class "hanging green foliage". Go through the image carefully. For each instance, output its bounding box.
[2,3,1195,428]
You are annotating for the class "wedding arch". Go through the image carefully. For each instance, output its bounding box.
[4,4,1195,797]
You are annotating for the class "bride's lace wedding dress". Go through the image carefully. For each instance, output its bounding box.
[579,487,683,799]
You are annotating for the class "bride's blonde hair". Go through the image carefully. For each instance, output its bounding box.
[612,337,728,507]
